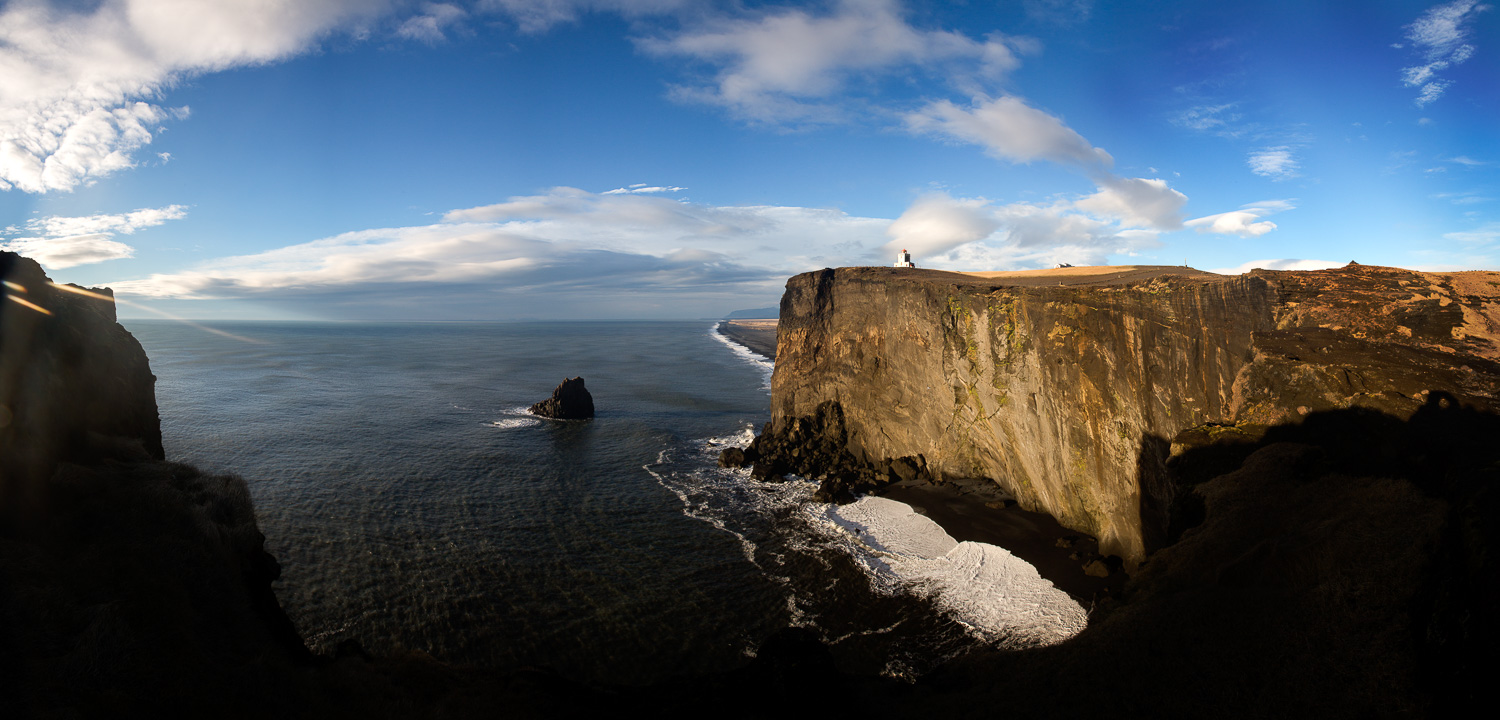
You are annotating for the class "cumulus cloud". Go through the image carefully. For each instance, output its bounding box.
[1185,199,1294,237]
[1399,0,1490,107]
[0,203,186,269]
[1210,258,1345,275]
[641,0,1030,123]
[0,0,389,193]
[1248,146,1300,180]
[1073,177,1186,230]
[0,234,136,269]
[884,193,1000,258]
[106,188,889,317]
[907,96,1112,170]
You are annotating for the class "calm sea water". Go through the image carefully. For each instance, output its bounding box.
[123,320,1073,685]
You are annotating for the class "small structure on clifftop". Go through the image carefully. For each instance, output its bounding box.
[894,248,915,268]
[530,377,595,419]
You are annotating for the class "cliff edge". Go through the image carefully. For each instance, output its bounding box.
[755,263,1500,566]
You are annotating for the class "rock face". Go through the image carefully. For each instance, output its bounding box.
[757,263,1500,566]
[0,253,310,715]
[530,376,595,419]
[1,252,164,505]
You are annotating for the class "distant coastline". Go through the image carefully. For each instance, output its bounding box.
[717,319,777,360]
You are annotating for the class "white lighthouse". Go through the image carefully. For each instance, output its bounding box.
[894,248,915,268]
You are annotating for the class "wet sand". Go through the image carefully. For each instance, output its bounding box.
[877,478,1124,603]
[717,319,777,360]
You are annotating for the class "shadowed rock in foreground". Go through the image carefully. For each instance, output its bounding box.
[530,376,595,419]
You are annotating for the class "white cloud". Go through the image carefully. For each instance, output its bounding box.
[641,0,1029,123]
[602,184,688,195]
[1210,259,1346,275]
[884,193,1000,258]
[906,96,1112,169]
[1399,0,1490,106]
[29,204,187,237]
[1,203,187,269]
[1073,177,1186,230]
[1248,146,1300,180]
[106,188,890,316]
[0,234,136,269]
[396,3,467,43]
[1185,199,1294,238]
[0,0,390,193]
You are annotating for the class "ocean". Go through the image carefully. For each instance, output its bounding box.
[123,319,1083,685]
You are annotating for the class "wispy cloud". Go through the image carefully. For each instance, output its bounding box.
[1172,103,1241,133]
[1247,146,1300,180]
[1398,0,1491,107]
[640,0,1031,124]
[396,3,467,43]
[106,188,890,318]
[1443,223,1500,244]
[602,184,688,195]
[0,204,186,268]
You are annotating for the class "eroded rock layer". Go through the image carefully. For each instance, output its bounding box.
[762,263,1500,566]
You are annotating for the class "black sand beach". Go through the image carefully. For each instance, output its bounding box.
[718,319,777,360]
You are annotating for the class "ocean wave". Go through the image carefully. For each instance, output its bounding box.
[486,406,542,430]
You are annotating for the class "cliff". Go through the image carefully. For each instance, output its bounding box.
[0,253,309,715]
[756,263,1500,566]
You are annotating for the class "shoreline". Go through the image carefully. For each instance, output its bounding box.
[874,477,1125,604]
[716,319,777,360]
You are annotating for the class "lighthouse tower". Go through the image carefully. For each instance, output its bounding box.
[894,248,915,268]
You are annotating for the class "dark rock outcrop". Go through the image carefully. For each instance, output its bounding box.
[530,376,595,419]
[757,263,1500,566]
[1,252,163,515]
[0,253,312,716]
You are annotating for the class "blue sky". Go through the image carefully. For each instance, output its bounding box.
[1,0,1496,320]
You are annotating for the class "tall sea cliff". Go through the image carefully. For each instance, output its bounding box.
[755,263,1500,566]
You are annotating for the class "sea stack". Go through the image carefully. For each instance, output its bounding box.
[530,377,595,419]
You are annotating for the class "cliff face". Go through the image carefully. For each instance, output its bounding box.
[764,263,1500,565]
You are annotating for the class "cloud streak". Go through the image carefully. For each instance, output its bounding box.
[106,188,890,318]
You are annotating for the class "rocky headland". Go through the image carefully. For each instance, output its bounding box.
[5,250,1495,717]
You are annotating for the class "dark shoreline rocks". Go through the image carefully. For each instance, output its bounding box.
[529,376,595,419]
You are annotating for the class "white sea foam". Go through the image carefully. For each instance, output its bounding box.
[812,496,1087,647]
[709,323,773,389]
[487,406,542,430]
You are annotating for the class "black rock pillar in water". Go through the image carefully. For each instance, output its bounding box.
[531,376,595,419]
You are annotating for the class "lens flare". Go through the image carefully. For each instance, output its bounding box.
[48,282,265,344]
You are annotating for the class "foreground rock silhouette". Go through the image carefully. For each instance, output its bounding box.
[529,376,595,419]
